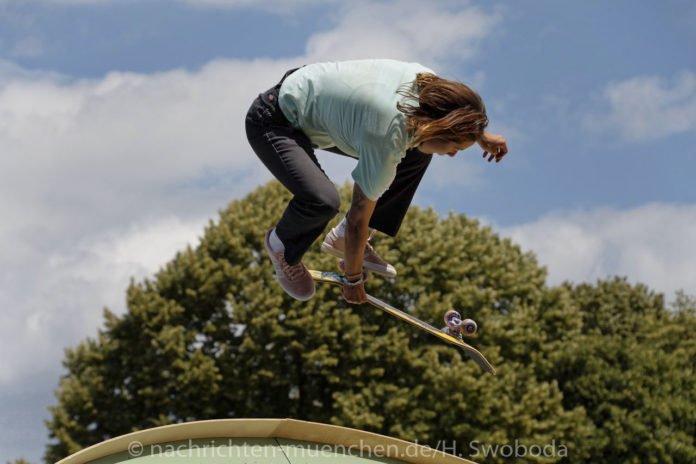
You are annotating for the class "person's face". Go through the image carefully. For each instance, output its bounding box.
[419,138,475,157]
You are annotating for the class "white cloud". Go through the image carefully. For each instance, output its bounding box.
[44,0,499,64]
[0,58,292,232]
[47,0,248,5]
[0,3,500,458]
[177,0,327,7]
[0,217,205,385]
[0,57,301,387]
[498,203,696,297]
[0,0,498,391]
[305,1,500,66]
[38,0,334,8]
[583,71,696,142]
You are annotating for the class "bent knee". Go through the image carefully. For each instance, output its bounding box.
[296,187,340,219]
[313,188,341,217]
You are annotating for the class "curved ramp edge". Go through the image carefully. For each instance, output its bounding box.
[56,418,478,464]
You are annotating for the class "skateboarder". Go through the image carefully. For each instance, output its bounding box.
[245,59,508,304]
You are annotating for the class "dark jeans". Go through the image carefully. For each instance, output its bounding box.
[245,69,433,266]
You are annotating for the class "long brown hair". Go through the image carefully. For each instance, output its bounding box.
[397,73,488,147]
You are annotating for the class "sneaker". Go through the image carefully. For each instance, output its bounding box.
[320,228,397,278]
[264,229,315,301]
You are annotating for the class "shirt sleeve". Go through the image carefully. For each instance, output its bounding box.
[350,138,401,201]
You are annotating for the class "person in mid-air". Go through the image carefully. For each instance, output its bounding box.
[245,59,508,304]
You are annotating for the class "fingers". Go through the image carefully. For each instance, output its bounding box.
[342,284,367,304]
[483,151,505,163]
[344,293,367,304]
[479,133,508,164]
[482,143,508,163]
[497,140,509,158]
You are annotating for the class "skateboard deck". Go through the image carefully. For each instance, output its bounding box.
[309,270,496,374]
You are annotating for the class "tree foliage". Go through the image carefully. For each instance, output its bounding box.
[45,181,696,463]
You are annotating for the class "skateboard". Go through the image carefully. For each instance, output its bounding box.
[309,270,496,374]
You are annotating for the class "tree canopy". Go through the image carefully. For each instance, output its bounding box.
[45,181,696,464]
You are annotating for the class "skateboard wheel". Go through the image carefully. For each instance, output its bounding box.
[444,310,462,331]
[461,319,478,336]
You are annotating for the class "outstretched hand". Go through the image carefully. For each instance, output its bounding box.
[478,132,508,163]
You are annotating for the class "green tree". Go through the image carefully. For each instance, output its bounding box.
[6,459,33,464]
[543,280,696,463]
[45,181,696,464]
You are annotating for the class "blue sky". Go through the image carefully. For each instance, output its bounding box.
[1,0,694,462]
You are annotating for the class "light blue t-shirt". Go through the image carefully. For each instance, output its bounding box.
[278,59,434,201]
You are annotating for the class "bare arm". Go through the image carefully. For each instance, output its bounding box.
[342,183,377,304]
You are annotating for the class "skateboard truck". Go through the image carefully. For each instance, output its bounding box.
[443,309,478,340]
